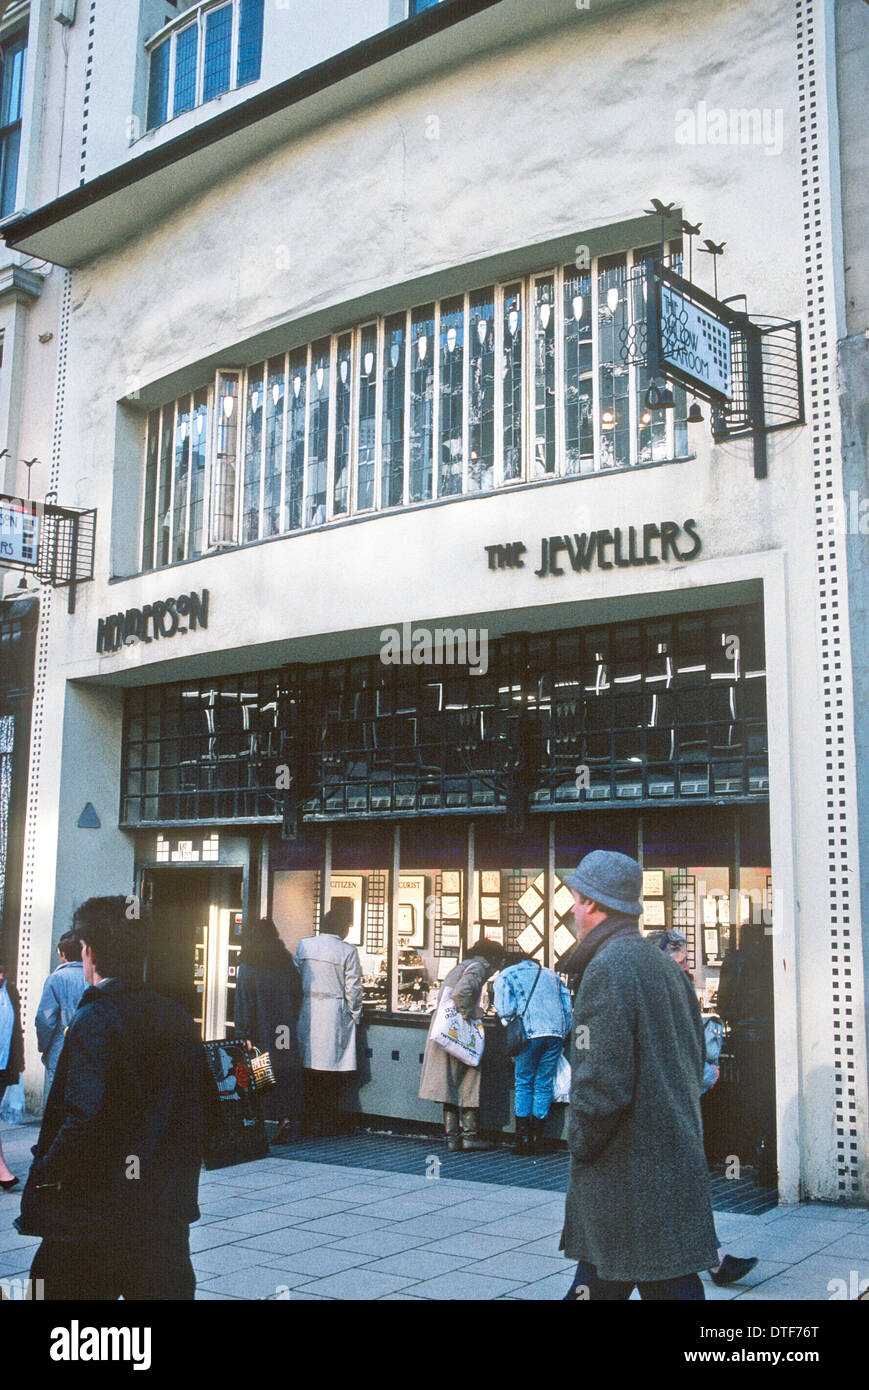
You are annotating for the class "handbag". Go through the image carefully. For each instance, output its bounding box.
[502,962,542,1058]
[430,986,485,1068]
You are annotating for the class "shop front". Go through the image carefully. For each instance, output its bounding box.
[122,598,774,1161]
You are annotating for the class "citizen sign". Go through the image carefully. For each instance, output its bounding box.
[96,589,209,654]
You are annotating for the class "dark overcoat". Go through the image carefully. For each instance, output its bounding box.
[235,959,303,1118]
[563,934,718,1283]
[0,980,25,1087]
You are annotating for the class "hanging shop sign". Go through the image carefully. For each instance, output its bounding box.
[0,495,41,566]
[647,264,734,402]
[484,520,701,578]
[96,588,209,654]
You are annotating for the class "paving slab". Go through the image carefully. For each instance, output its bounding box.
[289,1268,418,1299]
[461,1251,568,1283]
[409,1270,524,1300]
[197,1265,303,1300]
[259,1246,375,1278]
[360,1249,472,1280]
[328,1230,432,1257]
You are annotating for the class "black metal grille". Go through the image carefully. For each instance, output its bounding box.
[36,504,96,586]
[120,604,768,827]
[713,318,804,440]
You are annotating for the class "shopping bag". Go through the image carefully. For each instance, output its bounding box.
[430,987,485,1068]
[552,1051,572,1104]
[0,1080,25,1124]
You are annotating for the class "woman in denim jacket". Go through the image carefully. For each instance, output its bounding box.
[494,953,572,1155]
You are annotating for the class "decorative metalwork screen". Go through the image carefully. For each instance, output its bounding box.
[120,604,768,827]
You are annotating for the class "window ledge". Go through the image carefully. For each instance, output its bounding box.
[112,453,697,586]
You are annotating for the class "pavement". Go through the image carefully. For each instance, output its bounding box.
[2,1118,868,1301]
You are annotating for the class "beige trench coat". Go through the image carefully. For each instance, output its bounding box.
[295,934,363,1072]
[418,956,493,1107]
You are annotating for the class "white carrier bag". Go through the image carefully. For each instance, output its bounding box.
[430,986,486,1067]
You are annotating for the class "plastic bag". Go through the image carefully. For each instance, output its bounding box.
[0,1080,26,1124]
[552,1052,572,1104]
[430,987,486,1068]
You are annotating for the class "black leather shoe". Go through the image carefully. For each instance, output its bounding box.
[710,1255,758,1286]
[0,1177,19,1192]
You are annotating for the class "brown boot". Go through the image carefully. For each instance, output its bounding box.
[460,1108,492,1151]
[444,1104,461,1152]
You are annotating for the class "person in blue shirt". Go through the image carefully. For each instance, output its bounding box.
[494,952,572,1155]
[35,930,87,1104]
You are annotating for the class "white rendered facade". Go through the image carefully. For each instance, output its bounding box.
[0,0,867,1205]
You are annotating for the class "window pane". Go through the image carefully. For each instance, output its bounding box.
[382,313,406,508]
[263,357,285,538]
[141,410,160,570]
[305,340,330,527]
[439,295,464,498]
[242,366,264,542]
[409,305,434,503]
[357,325,377,511]
[203,4,232,102]
[0,39,26,125]
[173,24,198,116]
[563,265,593,475]
[284,348,307,532]
[333,335,352,517]
[598,256,630,468]
[237,0,264,85]
[156,403,174,565]
[468,288,495,492]
[212,372,240,545]
[147,39,170,129]
[172,397,192,562]
[502,283,523,481]
[533,276,556,476]
[0,126,21,219]
[189,391,208,558]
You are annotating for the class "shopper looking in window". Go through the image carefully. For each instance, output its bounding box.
[494,952,572,1156]
[236,917,303,1145]
[295,899,363,1137]
[418,938,507,1152]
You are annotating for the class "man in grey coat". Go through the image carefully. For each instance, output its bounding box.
[35,931,86,1103]
[560,851,718,1300]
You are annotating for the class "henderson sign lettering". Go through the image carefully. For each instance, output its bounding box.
[96,589,209,654]
[485,520,702,577]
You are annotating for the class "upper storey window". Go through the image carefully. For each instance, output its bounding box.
[137,248,690,574]
[0,31,26,218]
[146,0,264,131]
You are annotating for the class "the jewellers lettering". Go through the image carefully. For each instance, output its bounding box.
[96,589,209,654]
[485,522,701,577]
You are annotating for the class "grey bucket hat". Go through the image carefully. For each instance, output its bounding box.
[563,850,644,917]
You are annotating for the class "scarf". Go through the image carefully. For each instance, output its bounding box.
[0,981,14,1072]
[559,913,642,992]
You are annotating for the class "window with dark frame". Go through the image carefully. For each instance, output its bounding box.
[0,31,26,219]
[145,0,264,132]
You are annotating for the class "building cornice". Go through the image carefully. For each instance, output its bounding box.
[0,262,44,307]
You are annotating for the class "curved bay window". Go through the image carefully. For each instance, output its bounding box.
[136,247,690,574]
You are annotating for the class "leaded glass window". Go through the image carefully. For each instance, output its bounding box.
[305,340,330,527]
[203,3,233,103]
[242,367,263,543]
[409,305,434,503]
[146,38,169,131]
[237,0,264,85]
[172,399,192,563]
[533,276,556,477]
[563,266,593,474]
[382,314,406,509]
[502,283,523,482]
[357,325,378,512]
[597,255,630,469]
[333,335,353,516]
[263,358,285,538]
[173,24,198,116]
[439,296,464,498]
[285,348,307,532]
[189,391,208,558]
[211,371,240,546]
[139,246,693,572]
[468,288,495,492]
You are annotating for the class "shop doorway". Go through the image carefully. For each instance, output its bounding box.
[143,867,244,1038]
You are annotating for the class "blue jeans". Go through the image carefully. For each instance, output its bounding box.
[513,1035,564,1119]
[563,1260,705,1301]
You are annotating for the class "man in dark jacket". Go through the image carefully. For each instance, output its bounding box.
[560,851,718,1300]
[20,896,218,1300]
